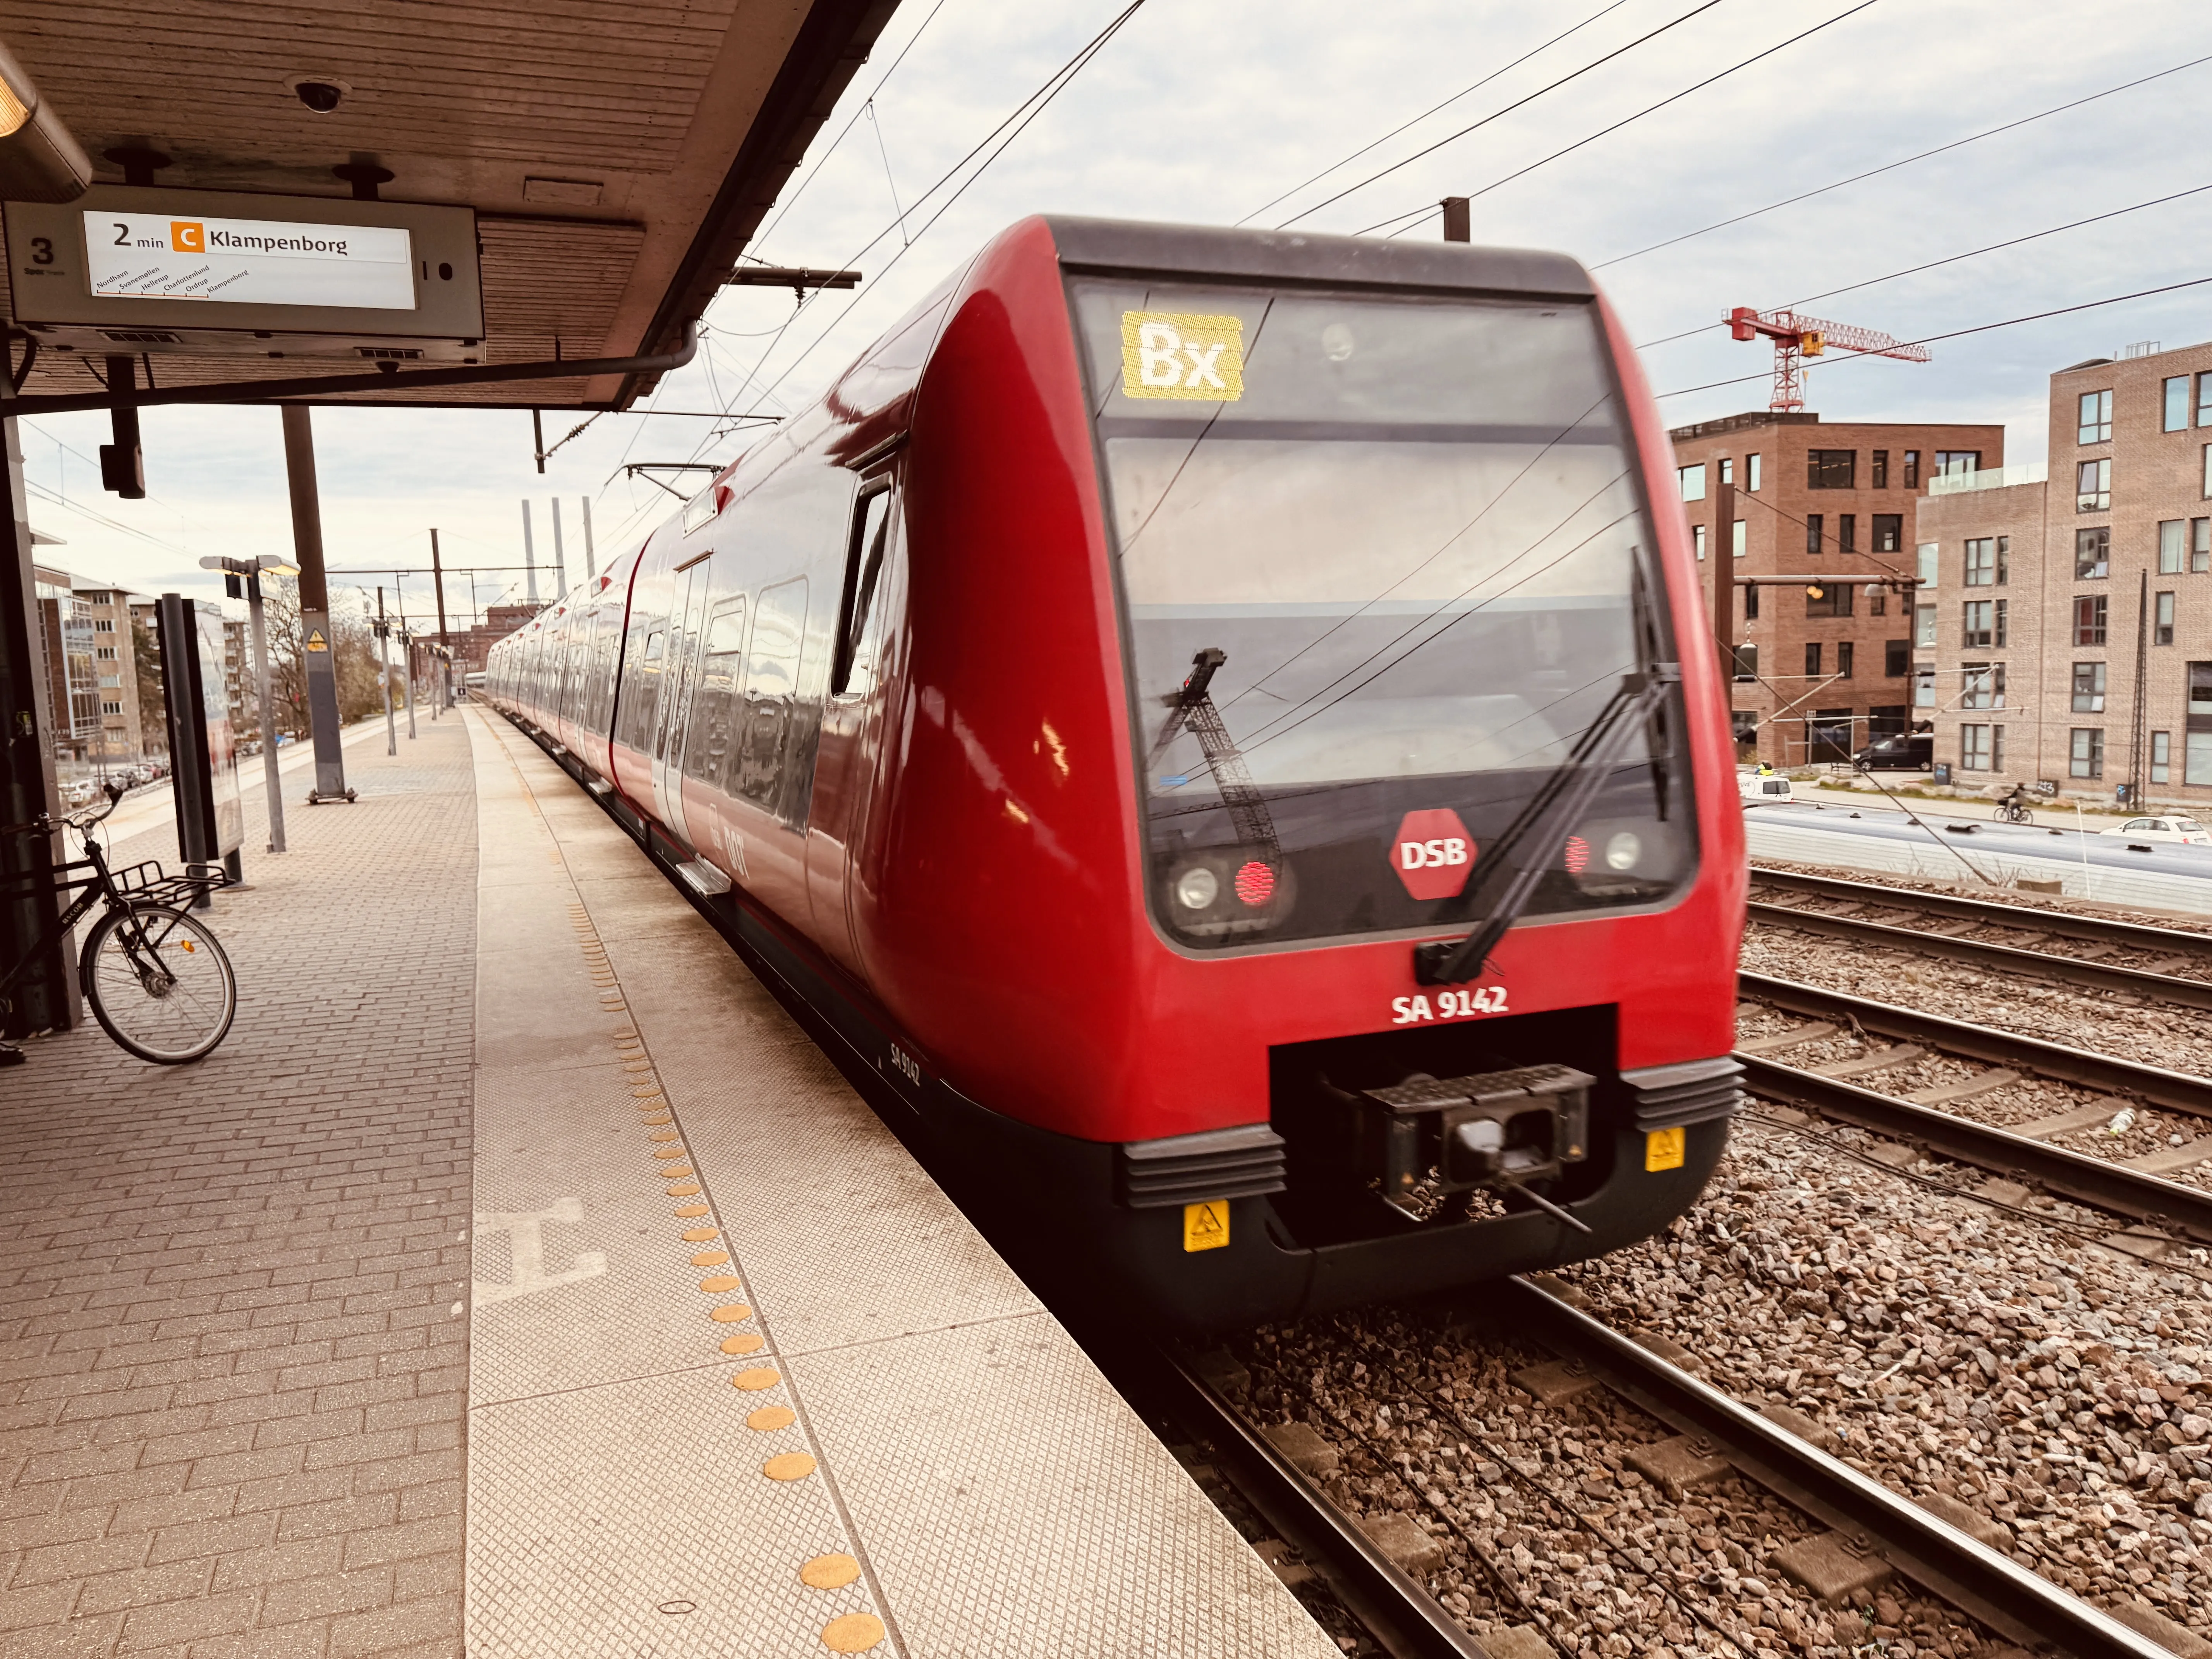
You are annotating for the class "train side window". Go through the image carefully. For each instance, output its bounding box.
[833,480,896,697]
[622,630,663,749]
[737,579,808,812]
[693,596,749,787]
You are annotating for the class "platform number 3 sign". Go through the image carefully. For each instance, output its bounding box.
[1122,312,1244,401]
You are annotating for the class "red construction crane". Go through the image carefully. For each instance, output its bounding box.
[1728,307,1931,413]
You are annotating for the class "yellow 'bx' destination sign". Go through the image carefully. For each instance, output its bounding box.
[1121,311,1244,402]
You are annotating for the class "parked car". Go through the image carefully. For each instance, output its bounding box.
[2100,816,2212,846]
[1739,769,1795,806]
[1855,732,1933,771]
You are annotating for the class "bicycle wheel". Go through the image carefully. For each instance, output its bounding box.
[79,902,237,1063]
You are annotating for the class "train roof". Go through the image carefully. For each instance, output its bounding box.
[1040,215,1595,302]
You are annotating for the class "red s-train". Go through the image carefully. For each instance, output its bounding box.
[489,216,1747,1329]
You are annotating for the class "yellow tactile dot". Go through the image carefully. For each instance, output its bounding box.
[682,1226,720,1243]
[800,1554,860,1590]
[652,1146,689,1160]
[710,1304,756,1324]
[731,1367,781,1391]
[764,1452,816,1481]
[648,1128,680,1142]
[699,1274,742,1293]
[659,1168,696,1182]
[639,1115,672,1128]
[690,1250,730,1267]
[747,1405,795,1431]
[667,1182,701,1197]
[720,1333,763,1356]
[673,1204,710,1218]
[821,1613,884,1652]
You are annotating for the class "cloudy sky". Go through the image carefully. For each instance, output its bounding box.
[26,0,2210,620]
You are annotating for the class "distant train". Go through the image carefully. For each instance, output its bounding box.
[489,216,1747,1329]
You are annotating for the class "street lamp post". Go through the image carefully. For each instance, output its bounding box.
[199,553,298,855]
[398,626,417,741]
[375,587,396,758]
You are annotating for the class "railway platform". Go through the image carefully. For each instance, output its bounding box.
[0,708,1336,1658]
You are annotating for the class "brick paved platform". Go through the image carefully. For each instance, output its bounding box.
[1,718,476,1659]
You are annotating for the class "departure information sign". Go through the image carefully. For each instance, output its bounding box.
[83,210,416,310]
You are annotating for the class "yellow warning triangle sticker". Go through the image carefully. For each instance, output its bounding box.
[306,629,328,651]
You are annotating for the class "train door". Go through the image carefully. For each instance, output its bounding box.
[651,556,714,848]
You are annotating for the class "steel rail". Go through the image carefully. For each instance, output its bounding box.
[1740,972,2212,1120]
[1502,1276,2172,1659]
[1736,1053,2212,1242]
[1148,1352,1489,1659]
[1750,866,2212,957]
[1745,900,2212,1010]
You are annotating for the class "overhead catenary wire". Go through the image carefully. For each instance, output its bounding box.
[1653,273,2212,400]
[1359,0,1885,240]
[1593,49,2212,270]
[1273,0,1726,231]
[1233,0,1629,228]
[1635,181,2212,352]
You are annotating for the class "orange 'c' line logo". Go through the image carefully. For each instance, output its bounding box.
[171,222,205,254]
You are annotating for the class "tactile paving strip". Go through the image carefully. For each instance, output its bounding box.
[467,724,895,1658]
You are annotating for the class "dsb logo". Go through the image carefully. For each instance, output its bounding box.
[1390,809,1476,900]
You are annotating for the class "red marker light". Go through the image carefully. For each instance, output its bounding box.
[1563,835,1590,874]
[1234,861,1276,905]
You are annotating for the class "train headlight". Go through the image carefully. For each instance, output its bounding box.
[1604,831,1642,872]
[1174,866,1219,909]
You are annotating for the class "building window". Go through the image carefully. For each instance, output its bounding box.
[1963,600,1996,647]
[1744,582,1759,620]
[1732,519,1747,558]
[1807,582,1854,618]
[1885,639,1910,677]
[1916,541,1938,586]
[92,618,114,632]
[2077,458,2111,512]
[2168,376,2192,433]
[2072,661,2107,713]
[1805,513,1824,556]
[2197,518,2212,573]
[1805,642,1822,677]
[1871,450,1889,489]
[1933,450,1980,478]
[1914,666,1936,707]
[2075,595,2108,645]
[1961,724,1999,771]
[1838,641,1855,678]
[2154,730,2172,784]
[2079,388,2113,443]
[1996,598,2008,646]
[2157,591,2176,645]
[2070,727,2105,778]
[1748,452,1762,492]
[1965,538,1999,586]
[1963,663,2004,709]
[1872,512,1901,553]
[99,701,121,716]
[1692,524,1707,560]
[1914,604,1936,647]
[1678,463,1707,501]
[1808,450,1856,489]
[2162,519,2188,574]
[1837,514,1856,554]
[94,645,116,661]
[1903,449,1920,488]
[2203,444,2212,499]
[2076,526,2110,579]
[1718,457,1733,486]
[1868,586,1886,616]
[2192,665,2212,784]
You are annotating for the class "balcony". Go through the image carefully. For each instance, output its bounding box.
[1925,462,2047,497]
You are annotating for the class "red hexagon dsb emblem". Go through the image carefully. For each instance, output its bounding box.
[1390,809,1476,900]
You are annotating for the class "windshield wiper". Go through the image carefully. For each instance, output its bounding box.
[1412,662,1679,985]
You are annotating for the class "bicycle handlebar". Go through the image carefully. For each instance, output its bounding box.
[2,780,129,839]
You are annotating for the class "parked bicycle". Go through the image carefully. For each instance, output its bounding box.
[0,782,237,1063]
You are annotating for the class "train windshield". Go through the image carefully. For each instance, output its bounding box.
[1069,278,1691,951]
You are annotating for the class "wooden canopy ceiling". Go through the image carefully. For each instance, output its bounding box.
[0,0,899,407]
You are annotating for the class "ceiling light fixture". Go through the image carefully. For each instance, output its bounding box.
[0,40,92,201]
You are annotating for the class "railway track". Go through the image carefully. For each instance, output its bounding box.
[1747,869,2212,1009]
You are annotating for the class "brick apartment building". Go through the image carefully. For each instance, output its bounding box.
[1919,339,2212,804]
[1668,412,2005,764]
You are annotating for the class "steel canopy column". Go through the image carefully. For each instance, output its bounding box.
[0,395,79,1035]
[283,405,353,803]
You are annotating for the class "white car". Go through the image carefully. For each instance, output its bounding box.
[1739,771,1795,806]
[2102,815,2212,846]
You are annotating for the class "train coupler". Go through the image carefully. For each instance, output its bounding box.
[1353,1063,1594,1221]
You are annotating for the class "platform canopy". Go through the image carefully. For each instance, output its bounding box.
[0,0,898,409]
